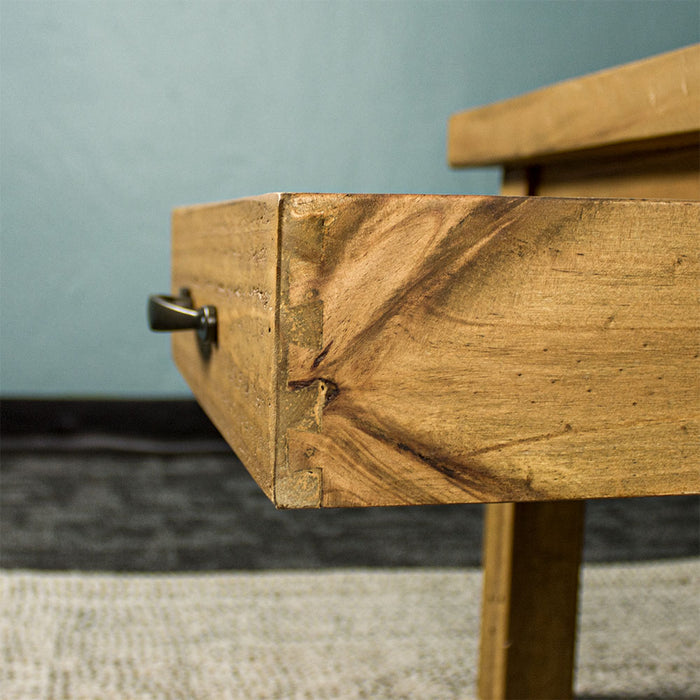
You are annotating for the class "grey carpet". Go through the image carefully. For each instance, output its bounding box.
[1,452,698,571]
[2,450,699,698]
[1,561,699,699]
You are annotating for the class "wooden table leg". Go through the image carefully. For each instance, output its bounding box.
[478,501,586,699]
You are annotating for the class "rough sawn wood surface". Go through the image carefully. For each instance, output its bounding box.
[172,193,699,508]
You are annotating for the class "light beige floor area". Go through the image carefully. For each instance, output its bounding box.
[1,560,698,699]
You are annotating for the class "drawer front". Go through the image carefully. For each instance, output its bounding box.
[170,193,699,508]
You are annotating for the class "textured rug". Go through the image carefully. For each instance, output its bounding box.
[2,451,698,571]
[2,560,698,699]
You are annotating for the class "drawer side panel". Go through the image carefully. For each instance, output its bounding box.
[280,194,699,507]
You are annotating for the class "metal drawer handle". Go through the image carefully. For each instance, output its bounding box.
[148,288,217,345]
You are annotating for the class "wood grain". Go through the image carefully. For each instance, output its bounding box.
[278,193,699,507]
[478,145,698,699]
[477,168,586,700]
[448,44,700,167]
[171,194,280,501]
[171,192,699,508]
[479,501,585,700]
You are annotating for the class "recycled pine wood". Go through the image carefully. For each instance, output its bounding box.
[478,500,585,700]
[448,44,700,167]
[476,168,587,700]
[535,144,700,200]
[172,194,280,501]
[167,46,700,700]
[171,192,699,509]
[466,82,699,695]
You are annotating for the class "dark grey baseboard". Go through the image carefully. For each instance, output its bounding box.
[1,398,226,453]
[1,400,698,572]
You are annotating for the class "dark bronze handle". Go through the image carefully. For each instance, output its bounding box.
[148,288,217,345]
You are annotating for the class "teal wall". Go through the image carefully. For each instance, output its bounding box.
[1,0,697,397]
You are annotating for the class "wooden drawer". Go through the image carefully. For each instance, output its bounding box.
[168,192,698,508]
